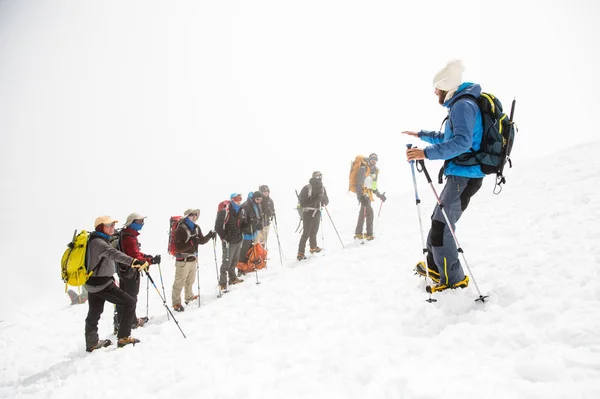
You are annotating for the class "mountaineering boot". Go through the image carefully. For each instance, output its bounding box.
[117,336,140,348]
[426,275,470,294]
[229,277,244,285]
[132,317,148,329]
[86,339,112,353]
[365,235,375,241]
[309,247,322,254]
[354,233,365,240]
[173,304,185,312]
[415,261,440,283]
[185,295,199,305]
[297,253,307,261]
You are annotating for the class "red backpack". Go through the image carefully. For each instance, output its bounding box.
[217,200,231,229]
[168,216,182,256]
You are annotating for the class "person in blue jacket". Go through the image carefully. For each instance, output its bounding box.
[402,60,483,292]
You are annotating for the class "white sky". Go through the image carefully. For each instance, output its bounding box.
[0,0,599,316]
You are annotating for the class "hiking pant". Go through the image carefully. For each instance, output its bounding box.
[171,259,197,306]
[85,282,136,348]
[220,240,242,285]
[240,239,253,263]
[355,200,374,236]
[256,224,270,247]
[116,271,141,329]
[298,210,321,254]
[426,175,483,286]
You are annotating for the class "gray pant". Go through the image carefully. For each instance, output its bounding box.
[220,240,242,285]
[426,175,483,286]
[355,201,374,236]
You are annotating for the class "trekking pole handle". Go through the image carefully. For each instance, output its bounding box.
[406,143,415,164]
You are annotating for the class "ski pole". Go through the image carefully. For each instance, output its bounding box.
[272,214,284,266]
[145,271,186,338]
[196,254,201,308]
[156,261,169,320]
[320,210,325,250]
[213,238,222,298]
[146,273,149,319]
[417,159,488,303]
[324,206,345,249]
[407,144,435,303]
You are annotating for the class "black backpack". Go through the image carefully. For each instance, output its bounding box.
[444,92,517,193]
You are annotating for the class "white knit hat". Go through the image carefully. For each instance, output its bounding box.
[433,60,465,91]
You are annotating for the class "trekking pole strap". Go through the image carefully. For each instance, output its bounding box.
[417,160,433,183]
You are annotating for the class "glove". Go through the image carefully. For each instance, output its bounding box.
[207,230,216,240]
[257,222,263,231]
[131,259,149,271]
[379,193,387,202]
[152,254,161,264]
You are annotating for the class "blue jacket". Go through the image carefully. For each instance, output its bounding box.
[419,83,485,178]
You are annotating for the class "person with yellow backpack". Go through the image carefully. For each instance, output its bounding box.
[350,153,386,241]
[84,216,149,352]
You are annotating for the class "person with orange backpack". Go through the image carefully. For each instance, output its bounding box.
[171,209,215,312]
[352,153,386,241]
[215,193,245,290]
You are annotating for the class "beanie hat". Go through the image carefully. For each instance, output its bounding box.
[259,185,269,192]
[433,60,465,91]
[312,171,322,179]
[253,191,263,200]
[368,153,378,162]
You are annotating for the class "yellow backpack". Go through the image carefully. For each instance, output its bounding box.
[60,230,93,292]
[348,155,370,193]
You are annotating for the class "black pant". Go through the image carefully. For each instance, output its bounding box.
[298,210,321,254]
[85,282,136,348]
[355,200,374,236]
[115,271,141,329]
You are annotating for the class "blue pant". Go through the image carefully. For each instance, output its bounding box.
[426,175,483,285]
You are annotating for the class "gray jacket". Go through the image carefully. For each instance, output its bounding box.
[84,232,135,293]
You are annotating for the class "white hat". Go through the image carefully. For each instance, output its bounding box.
[183,208,200,217]
[124,213,146,227]
[94,215,118,228]
[433,60,465,91]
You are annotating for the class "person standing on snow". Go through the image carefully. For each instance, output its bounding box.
[354,153,386,241]
[256,185,275,248]
[402,60,483,292]
[297,171,329,260]
[84,216,148,352]
[215,193,245,289]
[114,213,161,333]
[239,191,264,266]
[171,209,215,311]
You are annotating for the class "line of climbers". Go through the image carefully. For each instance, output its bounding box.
[64,59,515,352]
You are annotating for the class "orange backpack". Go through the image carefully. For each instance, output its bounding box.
[348,155,370,193]
[237,243,268,273]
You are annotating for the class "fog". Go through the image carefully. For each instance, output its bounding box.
[0,0,598,318]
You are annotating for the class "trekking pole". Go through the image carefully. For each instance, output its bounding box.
[213,238,222,298]
[374,198,384,237]
[320,210,325,250]
[145,271,186,338]
[407,144,435,303]
[416,159,488,303]
[272,214,284,266]
[196,255,201,308]
[145,273,149,319]
[156,261,169,320]
[323,206,345,249]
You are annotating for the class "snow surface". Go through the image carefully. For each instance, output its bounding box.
[1,144,600,398]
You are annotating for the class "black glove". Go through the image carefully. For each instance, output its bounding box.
[257,222,263,231]
[379,193,387,202]
[152,255,162,264]
[207,230,216,239]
